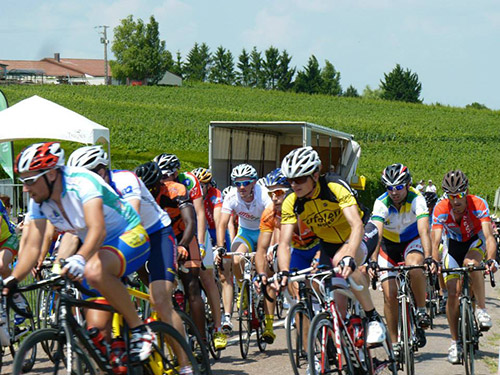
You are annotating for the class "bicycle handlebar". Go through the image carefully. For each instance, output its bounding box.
[441,265,496,288]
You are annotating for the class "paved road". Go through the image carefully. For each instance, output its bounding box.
[210,283,500,375]
[1,284,499,374]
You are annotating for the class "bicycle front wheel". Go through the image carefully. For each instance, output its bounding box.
[12,328,96,375]
[238,280,251,359]
[308,312,354,375]
[400,298,415,375]
[286,302,310,374]
[461,300,475,375]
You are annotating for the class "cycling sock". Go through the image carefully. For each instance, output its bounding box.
[417,307,426,315]
[365,308,378,320]
[265,315,274,330]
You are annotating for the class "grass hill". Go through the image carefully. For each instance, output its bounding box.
[2,82,500,207]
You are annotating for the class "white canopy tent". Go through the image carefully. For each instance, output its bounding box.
[0,95,110,149]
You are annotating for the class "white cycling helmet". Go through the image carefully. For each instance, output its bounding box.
[153,153,180,176]
[230,163,257,181]
[222,186,234,199]
[281,146,321,178]
[67,145,108,170]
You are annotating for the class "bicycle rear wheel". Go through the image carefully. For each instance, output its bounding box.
[12,328,96,375]
[461,300,475,375]
[286,302,310,374]
[144,321,201,375]
[308,312,354,375]
[238,280,251,359]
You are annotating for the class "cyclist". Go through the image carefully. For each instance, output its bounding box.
[431,170,498,364]
[367,163,433,353]
[275,146,386,345]
[66,145,191,360]
[214,163,272,334]
[135,161,208,343]
[6,142,153,363]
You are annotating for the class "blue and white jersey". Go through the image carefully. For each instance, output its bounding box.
[109,170,171,234]
[29,166,141,242]
[221,183,271,230]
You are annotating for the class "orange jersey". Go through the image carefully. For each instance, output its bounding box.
[259,203,318,249]
[156,181,192,237]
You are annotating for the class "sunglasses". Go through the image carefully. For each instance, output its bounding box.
[286,176,310,185]
[234,180,254,188]
[267,189,288,198]
[19,170,51,186]
[447,191,467,200]
[387,184,405,191]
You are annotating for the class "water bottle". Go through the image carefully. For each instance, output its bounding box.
[347,315,364,348]
[88,327,109,360]
[110,338,128,375]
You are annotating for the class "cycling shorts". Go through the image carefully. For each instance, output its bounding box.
[208,228,231,250]
[377,236,423,282]
[290,242,322,271]
[318,221,379,268]
[83,224,150,301]
[443,235,486,283]
[231,227,260,253]
[0,234,19,256]
[148,225,177,282]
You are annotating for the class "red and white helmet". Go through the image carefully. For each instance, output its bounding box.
[15,142,65,173]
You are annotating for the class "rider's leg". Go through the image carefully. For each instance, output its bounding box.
[445,277,460,341]
[219,261,234,317]
[0,248,13,278]
[381,278,398,343]
[465,249,486,309]
[406,251,426,308]
[179,267,206,338]
[199,267,222,330]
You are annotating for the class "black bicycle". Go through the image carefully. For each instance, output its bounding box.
[441,264,495,375]
[12,274,200,375]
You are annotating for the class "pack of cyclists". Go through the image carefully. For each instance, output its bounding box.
[2,141,498,373]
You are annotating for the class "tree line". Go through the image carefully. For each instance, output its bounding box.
[110,15,424,104]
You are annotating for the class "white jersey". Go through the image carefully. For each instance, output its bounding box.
[29,166,140,242]
[110,170,171,234]
[221,183,272,230]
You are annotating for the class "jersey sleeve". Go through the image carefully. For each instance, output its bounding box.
[170,183,191,208]
[221,191,236,215]
[259,205,276,232]
[413,194,429,219]
[327,182,358,210]
[28,198,46,220]
[115,171,141,201]
[472,196,491,223]
[371,198,388,223]
[210,188,223,209]
[281,194,298,225]
[431,201,447,229]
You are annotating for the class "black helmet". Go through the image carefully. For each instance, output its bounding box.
[135,162,162,189]
[442,170,468,194]
[423,191,438,209]
[381,163,412,187]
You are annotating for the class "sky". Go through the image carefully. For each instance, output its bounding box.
[1,0,500,109]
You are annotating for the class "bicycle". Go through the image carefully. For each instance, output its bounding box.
[425,270,439,329]
[223,251,267,359]
[305,267,396,375]
[375,264,426,375]
[12,273,201,375]
[441,264,495,375]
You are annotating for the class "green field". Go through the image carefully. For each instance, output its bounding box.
[2,82,500,207]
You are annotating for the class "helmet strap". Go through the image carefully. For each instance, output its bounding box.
[43,171,57,201]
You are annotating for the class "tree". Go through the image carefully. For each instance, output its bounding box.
[209,46,235,85]
[343,85,360,98]
[466,102,489,110]
[362,85,383,99]
[294,55,323,94]
[237,48,251,86]
[249,47,265,88]
[171,51,184,78]
[277,50,295,91]
[320,60,342,96]
[380,64,422,103]
[262,46,280,89]
[184,42,212,81]
[111,15,172,84]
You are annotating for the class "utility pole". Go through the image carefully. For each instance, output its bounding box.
[96,26,109,85]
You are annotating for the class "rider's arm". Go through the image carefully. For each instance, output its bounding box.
[192,196,207,247]
[178,203,196,249]
[481,220,497,262]
[73,198,106,261]
[55,232,81,264]
[371,220,384,261]
[12,218,46,281]
[276,223,294,272]
[216,212,231,248]
[255,231,273,275]
[431,226,443,262]
[417,216,432,258]
[37,221,55,264]
[342,205,364,258]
